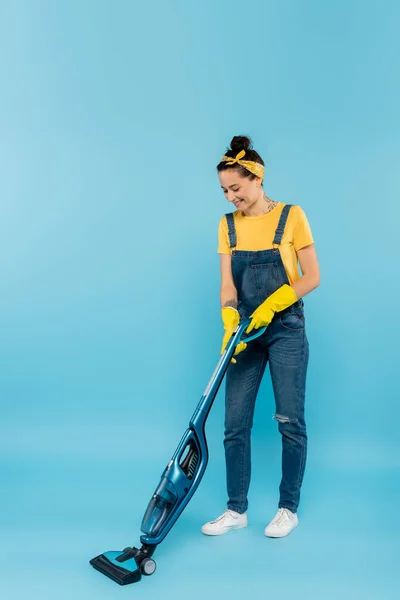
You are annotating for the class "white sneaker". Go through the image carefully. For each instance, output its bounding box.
[264,508,299,538]
[201,509,248,536]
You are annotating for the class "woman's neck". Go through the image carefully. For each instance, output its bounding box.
[242,192,278,217]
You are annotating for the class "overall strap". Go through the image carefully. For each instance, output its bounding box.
[225,213,237,249]
[272,204,292,246]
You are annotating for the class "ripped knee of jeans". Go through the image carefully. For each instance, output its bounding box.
[273,413,299,424]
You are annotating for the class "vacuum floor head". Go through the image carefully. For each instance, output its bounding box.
[90,546,156,586]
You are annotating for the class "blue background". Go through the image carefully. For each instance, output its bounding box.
[0,1,399,598]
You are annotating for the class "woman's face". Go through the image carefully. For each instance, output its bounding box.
[219,170,262,211]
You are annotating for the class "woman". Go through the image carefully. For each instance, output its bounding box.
[201,135,320,538]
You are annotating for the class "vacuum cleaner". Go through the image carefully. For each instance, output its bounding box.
[90,318,266,585]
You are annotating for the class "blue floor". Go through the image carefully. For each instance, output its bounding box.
[1,423,398,600]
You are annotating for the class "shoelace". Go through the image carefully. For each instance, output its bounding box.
[212,509,237,524]
[270,508,292,527]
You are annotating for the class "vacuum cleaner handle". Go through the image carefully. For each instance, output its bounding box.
[234,318,267,344]
[190,318,267,422]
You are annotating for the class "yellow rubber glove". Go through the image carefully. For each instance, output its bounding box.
[220,307,247,363]
[246,284,298,334]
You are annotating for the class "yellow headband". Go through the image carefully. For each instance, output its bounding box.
[220,149,265,180]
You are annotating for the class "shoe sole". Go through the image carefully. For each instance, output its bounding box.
[201,523,248,536]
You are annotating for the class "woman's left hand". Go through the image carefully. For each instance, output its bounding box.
[246,284,298,334]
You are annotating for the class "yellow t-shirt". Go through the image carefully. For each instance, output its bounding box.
[217,203,314,285]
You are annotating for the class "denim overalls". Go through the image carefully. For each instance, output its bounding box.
[223,204,309,514]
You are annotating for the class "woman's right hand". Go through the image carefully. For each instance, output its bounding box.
[220,307,247,363]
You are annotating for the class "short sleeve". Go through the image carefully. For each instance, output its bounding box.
[292,206,314,251]
[217,216,232,254]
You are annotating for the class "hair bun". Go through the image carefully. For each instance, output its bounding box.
[230,135,253,153]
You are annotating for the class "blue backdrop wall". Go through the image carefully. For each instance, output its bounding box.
[0,1,398,599]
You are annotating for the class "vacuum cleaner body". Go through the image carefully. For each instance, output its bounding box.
[90,318,266,585]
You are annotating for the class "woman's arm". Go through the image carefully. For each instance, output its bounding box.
[220,254,238,308]
[291,244,320,299]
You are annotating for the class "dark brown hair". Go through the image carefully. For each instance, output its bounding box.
[217,135,265,183]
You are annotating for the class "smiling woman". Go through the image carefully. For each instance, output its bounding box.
[200,134,320,539]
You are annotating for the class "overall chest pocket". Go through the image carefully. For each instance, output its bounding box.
[251,262,283,299]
